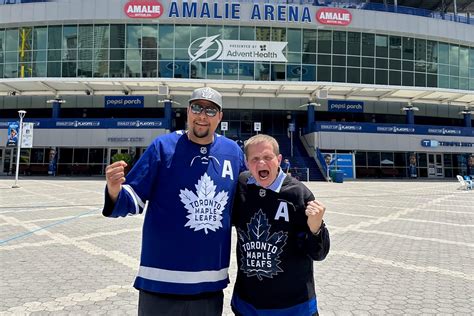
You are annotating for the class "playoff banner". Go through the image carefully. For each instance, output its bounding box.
[6,122,19,147]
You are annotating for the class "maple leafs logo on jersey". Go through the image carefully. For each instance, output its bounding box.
[179,173,228,234]
[237,210,287,280]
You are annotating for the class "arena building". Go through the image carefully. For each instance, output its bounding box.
[0,0,473,180]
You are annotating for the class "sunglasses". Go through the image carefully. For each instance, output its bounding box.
[190,103,220,117]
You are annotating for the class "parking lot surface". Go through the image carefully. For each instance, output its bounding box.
[1,177,473,315]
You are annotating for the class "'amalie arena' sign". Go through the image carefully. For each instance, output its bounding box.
[124,0,163,18]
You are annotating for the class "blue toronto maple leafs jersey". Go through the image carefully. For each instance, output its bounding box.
[231,171,330,315]
[103,131,245,295]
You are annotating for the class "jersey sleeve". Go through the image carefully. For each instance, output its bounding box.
[102,142,160,218]
[300,185,330,261]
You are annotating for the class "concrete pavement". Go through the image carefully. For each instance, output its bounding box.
[1,177,473,315]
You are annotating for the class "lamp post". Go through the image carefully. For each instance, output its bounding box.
[12,110,26,188]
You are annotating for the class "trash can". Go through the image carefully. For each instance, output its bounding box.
[329,170,337,182]
[334,170,344,183]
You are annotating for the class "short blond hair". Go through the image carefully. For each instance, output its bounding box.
[244,134,280,159]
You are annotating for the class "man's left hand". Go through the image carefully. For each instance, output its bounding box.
[305,200,326,234]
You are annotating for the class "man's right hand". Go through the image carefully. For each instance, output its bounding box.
[105,161,128,202]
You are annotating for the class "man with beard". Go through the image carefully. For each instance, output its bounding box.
[103,87,245,315]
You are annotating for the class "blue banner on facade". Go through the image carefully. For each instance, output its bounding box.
[324,153,354,179]
[1,119,166,129]
[328,100,364,113]
[6,122,19,147]
[104,96,145,108]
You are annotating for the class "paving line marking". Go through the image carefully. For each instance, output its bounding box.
[330,250,474,281]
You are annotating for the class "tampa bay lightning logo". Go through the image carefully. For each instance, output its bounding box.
[237,210,287,281]
[188,35,223,63]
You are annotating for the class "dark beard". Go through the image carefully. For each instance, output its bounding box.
[192,126,209,138]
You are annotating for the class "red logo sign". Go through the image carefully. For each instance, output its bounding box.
[124,0,163,19]
[316,8,352,26]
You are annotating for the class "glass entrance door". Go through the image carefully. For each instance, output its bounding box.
[107,148,130,164]
[2,148,13,175]
[427,153,444,178]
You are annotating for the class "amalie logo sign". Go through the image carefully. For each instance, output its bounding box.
[124,0,163,19]
[316,8,352,26]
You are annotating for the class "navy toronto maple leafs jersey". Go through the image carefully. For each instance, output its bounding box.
[103,131,245,295]
[232,171,330,315]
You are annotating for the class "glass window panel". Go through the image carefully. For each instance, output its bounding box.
[48,26,62,50]
[222,26,238,40]
[439,75,449,88]
[303,29,317,53]
[59,148,73,163]
[192,62,206,79]
[0,29,4,54]
[302,53,316,64]
[459,78,469,90]
[159,48,173,59]
[332,66,345,82]
[318,30,331,54]
[394,153,406,167]
[389,71,401,85]
[361,68,374,84]
[48,50,61,61]
[287,29,301,52]
[62,49,77,61]
[470,48,474,68]
[347,67,360,83]
[389,59,401,70]
[389,36,401,59]
[287,64,301,81]
[79,49,92,60]
[109,60,124,77]
[19,63,32,77]
[159,25,174,48]
[347,56,360,67]
[450,66,459,76]
[362,57,374,67]
[208,25,223,37]
[375,69,387,84]
[240,26,254,40]
[376,58,388,69]
[470,68,474,77]
[367,152,380,166]
[20,50,32,63]
[333,55,345,66]
[415,72,426,86]
[375,35,388,57]
[317,66,331,81]
[207,61,222,79]
[347,32,360,55]
[402,37,414,60]
[174,48,188,60]
[450,76,459,89]
[19,27,33,50]
[426,41,437,63]
[31,148,45,163]
[5,29,19,51]
[77,61,92,77]
[255,62,270,80]
[127,25,141,48]
[126,49,141,61]
[175,26,190,48]
[32,62,46,76]
[287,52,301,63]
[93,60,108,77]
[426,63,437,74]
[62,25,77,51]
[402,72,413,86]
[110,49,125,60]
[5,51,18,63]
[142,60,157,78]
[89,148,104,164]
[272,28,286,42]
[94,49,109,61]
[62,62,76,77]
[73,149,88,164]
[223,62,239,80]
[415,60,426,72]
[318,54,331,65]
[126,60,141,77]
[158,60,173,78]
[427,74,437,87]
[415,39,426,64]
[450,45,459,66]
[47,62,61,77]
[4,63,18,78]
[142,24,158,47]
[355,152,367,166]
[459,46,469,76]
[403,60,413,71]
[271,63,285,81]
[110,24,125,49]
[301,65,316,81]
[438,43,449,64]
[333,31,346,55]
[78,25,93,49]
[142,49,157,61]
[94,25,109,49]
[239,62,254,80]
[174,61,190,78]
[362,33,374,56]
[256,27,271,41]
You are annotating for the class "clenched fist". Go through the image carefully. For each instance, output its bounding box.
[305,200,326,234]
[105,161,128,202]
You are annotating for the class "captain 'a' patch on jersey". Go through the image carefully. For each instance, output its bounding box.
[237,210,288,281]
[179,173,229,234]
